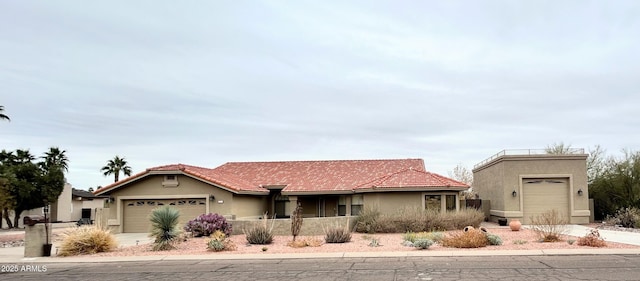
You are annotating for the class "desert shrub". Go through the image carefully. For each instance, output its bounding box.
[149,206,182,251]
[403,231,444,243]
[486,233,503,245]
[354,205,381,233]
[244,215,274,245]
[513,239,528,245]
[355,206,484,233]
[577,229,607,247]
[323,219,352,243]
[607,207,640,228]
[441,229,488,248]
[567,239,576,245]
[207,230,236,252]
[291,202,303,241]
[58,226,118,256]
[287,237,323,248]
[413,239,434,250]
[529,209,568,242]
[184,213,232,237]
[368,237,381,247]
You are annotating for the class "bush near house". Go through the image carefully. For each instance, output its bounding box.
[577,229,607,247]
[529,209,568,242]
[58,226,118,256]
[184,213,233,237]
[207,230,236,252]
[244,215,275,245]
[323,219,352,243]
[605,207,640,228]
[355,207,484,233]
[441,228,489,248]
[149,206,182,251]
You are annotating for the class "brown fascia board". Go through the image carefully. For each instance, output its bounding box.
[354,187,468,193]
[473,153,589,173]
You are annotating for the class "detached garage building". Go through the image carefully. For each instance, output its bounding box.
[473,149,590,224]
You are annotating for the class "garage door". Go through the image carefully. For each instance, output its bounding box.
[123,199,207,233]
[522,178,569,224]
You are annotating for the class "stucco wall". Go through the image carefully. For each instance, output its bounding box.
[230,216,357,236]
[363,192,423,213]
[104,174,267,232]
[473,154,589,224]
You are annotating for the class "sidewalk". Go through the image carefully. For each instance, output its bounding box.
[2,224,640,263]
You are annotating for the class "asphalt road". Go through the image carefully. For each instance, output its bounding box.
[2,255,640,281]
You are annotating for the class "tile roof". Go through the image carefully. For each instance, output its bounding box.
[355,168,469,190]
[211,159,426,194]
[94,158,468,195]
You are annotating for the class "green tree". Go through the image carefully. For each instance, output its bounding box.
[40,147,69,172]
[0,106,9,121]
[0,149,67,228]
[589,150,640,219]
[101,156,132,182]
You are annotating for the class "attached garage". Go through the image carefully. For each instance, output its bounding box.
[123,198,207,233]
[522,178,569,224]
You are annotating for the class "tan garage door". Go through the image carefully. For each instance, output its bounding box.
[123,199,207,233]
[522,178,569,224]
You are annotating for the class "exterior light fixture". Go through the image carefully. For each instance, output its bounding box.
[577,189,583,196]
[512,190,517,197]
[209,195,215,201]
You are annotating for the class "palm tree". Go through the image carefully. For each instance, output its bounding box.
[41,147,69,172]
[15,149,35,164]
[0,106,9,121]
[101,156,132,182]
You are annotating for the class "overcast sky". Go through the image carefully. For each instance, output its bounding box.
[1,1,639,190]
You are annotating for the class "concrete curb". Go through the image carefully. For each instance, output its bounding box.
[3,248,640,263]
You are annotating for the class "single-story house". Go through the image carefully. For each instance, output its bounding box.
[472,149,590,224]
[94,158,469,233]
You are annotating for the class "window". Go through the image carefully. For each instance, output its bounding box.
[147,201,156,206]
[338,196,347,216]
[425,195,441,212]
[351,194,363,216]
[446,195,456,211]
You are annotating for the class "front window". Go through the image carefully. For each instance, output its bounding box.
[425,195,441,212]
[338,196,347,216]
[446,195,456,211]
[351,194,363,215]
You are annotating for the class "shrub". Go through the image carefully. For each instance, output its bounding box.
[354,205,381,233]
[244,215,274,245]
[513,239,528,245]
[567,239,576,245]
[486,234,503,245]
[368,237,381,247]
[355,206,484,233]
[577,229,607,247]
[58,226,118,256]
[149,206,182,251]
[323,219,352,243]
[529,209,568,242]
[403,231,444,243]
[291,202,303,241]
[607,207,640,228]
[184,213,232,237]
[207,230,236,252]
[441,229,488,248]
[413,238,434,249]
[287,238,323,248]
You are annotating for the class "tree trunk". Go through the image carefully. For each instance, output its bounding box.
[13,209,21,229]
[0,208,3,229]
[2,207,13,229]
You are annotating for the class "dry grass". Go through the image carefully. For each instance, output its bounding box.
[577,229,607,247]
[355,206,484,233]
[287,237,323,248]
[529,209,568,242]
[58,226,118,256]
[441,229,488,248]
[244,215,275,245]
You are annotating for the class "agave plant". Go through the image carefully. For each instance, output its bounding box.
[149,206,181,251]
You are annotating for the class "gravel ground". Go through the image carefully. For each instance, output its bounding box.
[81,227,639,258]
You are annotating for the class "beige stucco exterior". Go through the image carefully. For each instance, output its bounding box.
[103,174,268,233]
[473,153,590,224]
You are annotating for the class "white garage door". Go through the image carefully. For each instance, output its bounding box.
[123,199,207,233]
[522,178,569,224]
